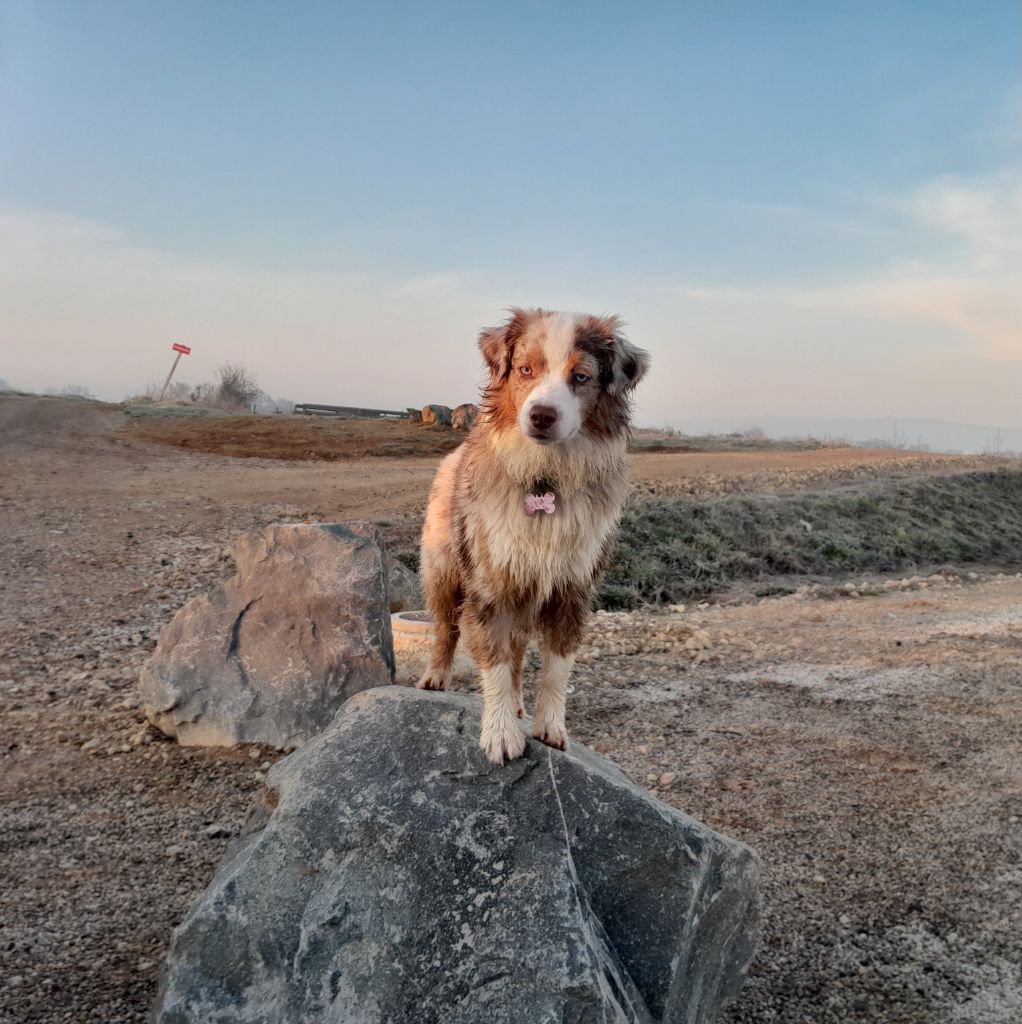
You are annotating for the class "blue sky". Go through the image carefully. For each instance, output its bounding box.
[1,1,1019,426]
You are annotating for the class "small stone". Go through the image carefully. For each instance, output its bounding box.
[165,845,182,859]
[80,737,101,752]
[638,744,651,755]
[720,778,742,792]
[658,772,677,788]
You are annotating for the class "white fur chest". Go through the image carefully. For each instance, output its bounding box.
[470,478,624,600]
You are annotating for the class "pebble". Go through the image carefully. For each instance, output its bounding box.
[658,772,677,787]
[201,823,232,839]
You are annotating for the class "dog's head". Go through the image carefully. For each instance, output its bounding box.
[479,308,649,444]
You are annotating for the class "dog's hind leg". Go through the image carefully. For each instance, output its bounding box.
[533,587,588,750]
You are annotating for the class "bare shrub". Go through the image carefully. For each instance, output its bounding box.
[215,364,260,411]
[46,384,95,399]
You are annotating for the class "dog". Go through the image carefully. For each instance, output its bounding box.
[417,308,649,763]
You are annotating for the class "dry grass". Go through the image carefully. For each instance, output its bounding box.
[599,469,1022,608]
[125,410,465,460]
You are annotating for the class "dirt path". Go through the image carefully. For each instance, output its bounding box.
[2,394,998,513]
[1,394,1019,1023]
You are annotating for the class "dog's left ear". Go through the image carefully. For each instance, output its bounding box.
[592,317,649,395]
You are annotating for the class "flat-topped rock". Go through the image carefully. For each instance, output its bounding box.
[153,686,760,1023]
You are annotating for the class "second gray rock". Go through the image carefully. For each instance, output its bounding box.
[140,523,394,749]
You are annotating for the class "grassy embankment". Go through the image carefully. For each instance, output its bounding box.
[597,469,1022,608]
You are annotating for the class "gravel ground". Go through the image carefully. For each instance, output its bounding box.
[1,395,1019,1024]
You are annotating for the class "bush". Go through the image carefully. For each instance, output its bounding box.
[215,364,260,410]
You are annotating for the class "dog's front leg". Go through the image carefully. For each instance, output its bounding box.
[533,647,574,750]
[463,605,527,765]
[534,590,587,750]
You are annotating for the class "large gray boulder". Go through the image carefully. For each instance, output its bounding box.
[153,687,760,1024]
[140,523,394,749]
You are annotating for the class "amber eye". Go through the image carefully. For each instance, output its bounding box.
[520,365,533,377]
[573,372,591,384]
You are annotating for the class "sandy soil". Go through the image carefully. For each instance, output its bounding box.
[1,394,1019,1024]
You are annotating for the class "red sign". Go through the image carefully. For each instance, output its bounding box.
[171,343,191,355]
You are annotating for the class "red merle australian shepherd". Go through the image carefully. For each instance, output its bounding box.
[417,308,649,763]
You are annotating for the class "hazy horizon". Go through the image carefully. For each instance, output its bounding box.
[2,2,1019,426]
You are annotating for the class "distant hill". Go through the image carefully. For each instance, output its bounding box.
[666,416,1022,455]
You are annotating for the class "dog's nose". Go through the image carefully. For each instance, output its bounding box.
[529,405,558,431]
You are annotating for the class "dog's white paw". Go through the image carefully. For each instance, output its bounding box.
[533,721,568,751]
[416,667,449,691]
[480,720,527,765]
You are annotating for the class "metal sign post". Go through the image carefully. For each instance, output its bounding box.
[159,343,192,400]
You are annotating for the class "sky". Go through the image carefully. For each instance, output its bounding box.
[1,1,1019,428]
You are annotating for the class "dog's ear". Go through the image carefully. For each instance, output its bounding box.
[586,315,649,395]
[478,308,530,379]
[608,332,650,395]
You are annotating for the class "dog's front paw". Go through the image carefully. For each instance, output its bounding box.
[416,667,449,691]
[533,722,568,751]
[480,721,527,765]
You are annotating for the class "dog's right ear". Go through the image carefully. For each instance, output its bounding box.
[479,325,512,378]
[478,309,529,379]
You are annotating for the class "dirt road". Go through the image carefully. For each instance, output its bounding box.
[1,394,1019,1023]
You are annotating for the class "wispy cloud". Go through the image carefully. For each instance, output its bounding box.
[677,172,1022,363]
[902,172,1022,261]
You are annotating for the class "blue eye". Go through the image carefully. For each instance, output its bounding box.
[574,372,591,384]
[520,365,533,376]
